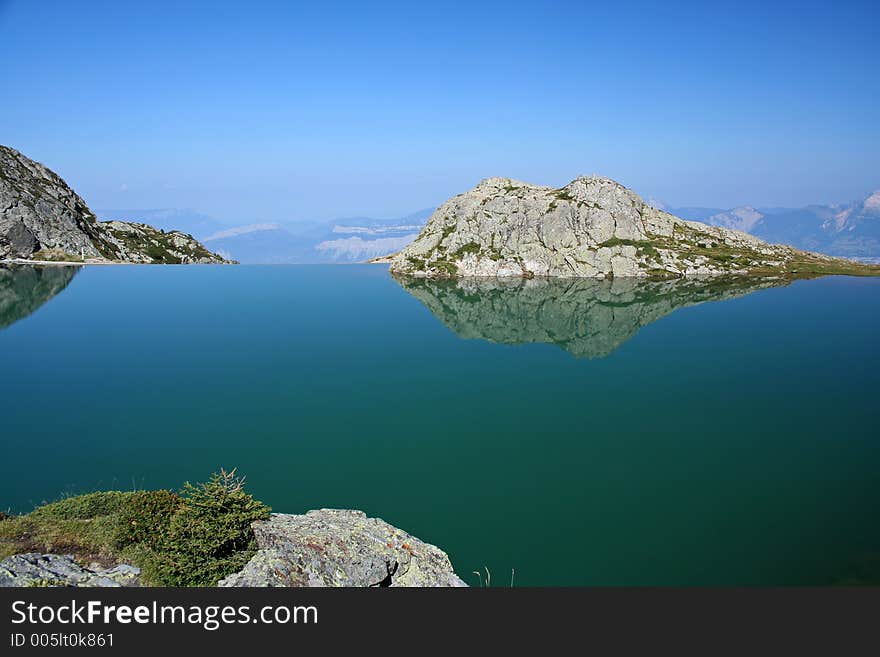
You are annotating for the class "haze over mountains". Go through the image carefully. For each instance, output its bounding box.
[97,188,880,265]
[651,191,880,261]
[96,208,434,264]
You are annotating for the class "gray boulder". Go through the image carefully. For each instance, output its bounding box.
[220,510,467,587]
[0,553,140,587]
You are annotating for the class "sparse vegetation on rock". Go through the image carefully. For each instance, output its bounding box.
[0,470,269,586]
[389,176,880,279]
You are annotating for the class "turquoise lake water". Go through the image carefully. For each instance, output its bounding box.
[2,264,879,586]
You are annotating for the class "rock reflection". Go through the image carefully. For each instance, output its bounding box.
[394,275,788,359]
[0,264,79,329]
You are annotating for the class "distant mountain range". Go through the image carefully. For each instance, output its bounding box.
[98,188,880,265]
[96,208,434,264]
[650,191,880,262]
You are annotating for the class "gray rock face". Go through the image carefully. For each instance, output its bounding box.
[395,275,789,359]
[388,175,847,278]
[0,145,231,264]
[219,510,467,587]
[0,553,140,587]
[0,146,103,260]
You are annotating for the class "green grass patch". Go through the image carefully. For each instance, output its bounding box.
[644,268,680,280]
[0,470,270,586]
[451,242,481,259]
[599,237,659,258]
[30,249,84,263]
[30,491,133,520]
[553,189,574,202]
[430,260,458,276]
[406,256,427,271]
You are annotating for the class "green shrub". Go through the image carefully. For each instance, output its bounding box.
[30,491,133,521]
[112,490,181,549]
[553,189,574,201]
[0,472,270,586]
[451,242,481,259]
[149,470,270,586]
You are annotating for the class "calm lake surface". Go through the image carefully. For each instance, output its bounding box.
[2,264,879,586]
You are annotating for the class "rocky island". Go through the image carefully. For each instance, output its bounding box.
[0,145,231,264]
[388,176,880,279]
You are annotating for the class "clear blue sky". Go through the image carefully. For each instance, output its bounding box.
[2,0,878,223]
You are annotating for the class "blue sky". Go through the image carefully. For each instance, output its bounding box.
[1,0,878,223]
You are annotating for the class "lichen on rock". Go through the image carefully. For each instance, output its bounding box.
[219,510,467,587]
[0,553,140,587]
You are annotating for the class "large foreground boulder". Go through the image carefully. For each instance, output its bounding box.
[220,510,467,587]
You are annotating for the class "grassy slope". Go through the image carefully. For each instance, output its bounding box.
[0,473,269,586]
[0,492,137,567]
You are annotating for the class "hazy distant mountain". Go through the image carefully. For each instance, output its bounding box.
[202,224,310,264]
[702,207,765,233]
[664,207,726,222]
[97,187,880,264]
[750,193,878,258]
[652,191,880,259]
[203,208,434,264]
[313,209,431,263]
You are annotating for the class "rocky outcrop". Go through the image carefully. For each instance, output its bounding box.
[0,264,78,329]
[395,274,789,359]
[0,554,140,587]
[1,146,103,259]
[0,145,232,264]
[0,510,465,588]
[96,220,231,264]
[389,176,879,278]
[219,510,467,587]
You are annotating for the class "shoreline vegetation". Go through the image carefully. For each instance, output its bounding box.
[0,470,269,587]
[0,470,467,588]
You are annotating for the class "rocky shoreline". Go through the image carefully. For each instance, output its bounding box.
[0,509,466,588]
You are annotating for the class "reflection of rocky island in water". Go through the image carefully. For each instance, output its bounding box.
[0,264,79,329]
[394,275,790,359]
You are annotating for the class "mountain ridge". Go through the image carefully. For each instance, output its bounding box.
[653,190,880,259]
